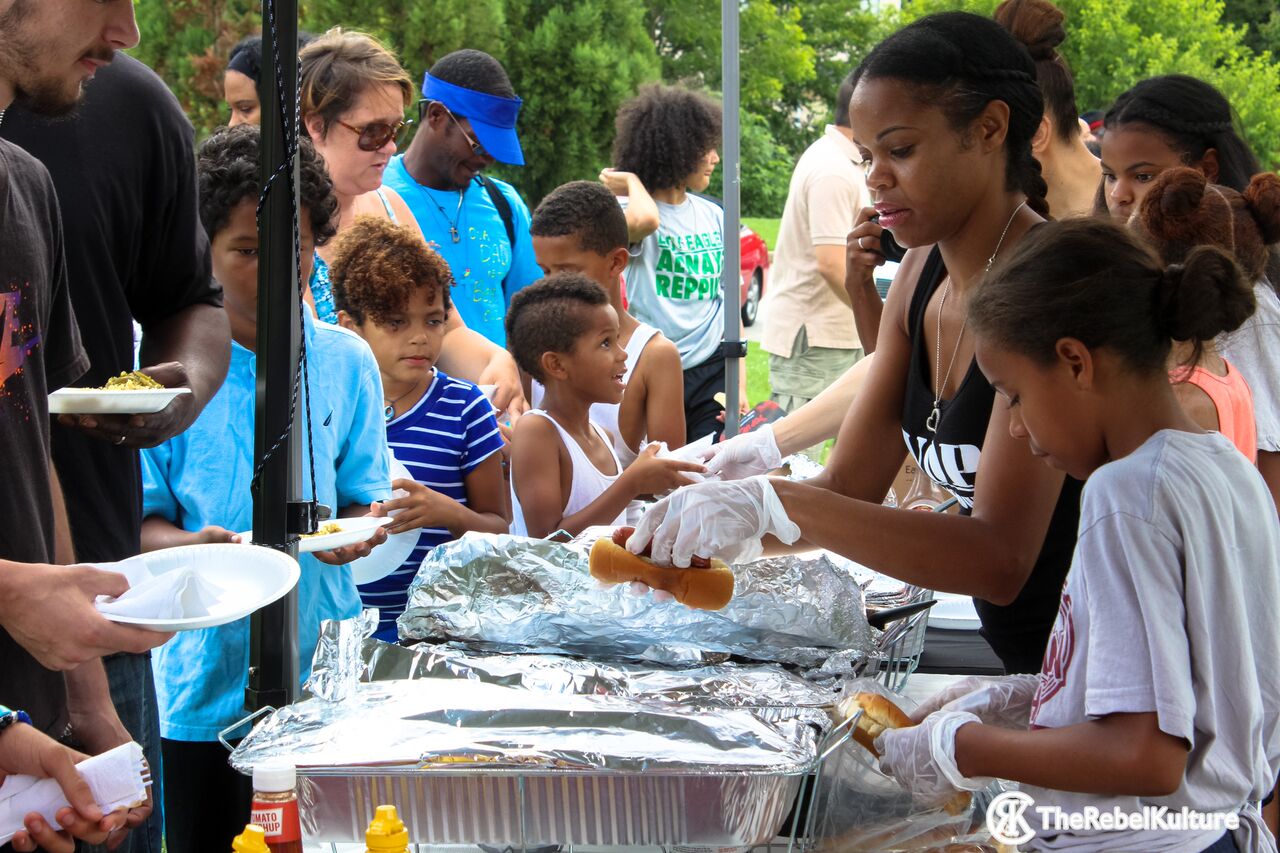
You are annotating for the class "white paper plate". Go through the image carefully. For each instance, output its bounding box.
[927,592,982,631]
[242,516,391,554]
[102,543,299,632]
[49,387,191,415]
[349,456,418,585]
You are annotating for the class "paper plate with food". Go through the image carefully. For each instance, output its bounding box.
[241,516,392,554]
[49,371,191,415]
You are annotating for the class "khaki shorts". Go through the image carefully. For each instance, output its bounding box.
[769,326,863,413]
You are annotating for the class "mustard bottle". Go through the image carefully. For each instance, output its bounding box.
[231,824,270,853]
[364,804,409,853]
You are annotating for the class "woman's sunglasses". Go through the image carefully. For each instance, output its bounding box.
[335,117,412,152]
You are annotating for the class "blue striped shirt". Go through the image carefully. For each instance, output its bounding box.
[358,370,504,640]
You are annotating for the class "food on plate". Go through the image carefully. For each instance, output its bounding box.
[99,370,165,390]
[589,527,734,610]
[302,521,344,538]
[837,691,973,816]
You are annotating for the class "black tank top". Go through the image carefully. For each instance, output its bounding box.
[902,248,1083,674]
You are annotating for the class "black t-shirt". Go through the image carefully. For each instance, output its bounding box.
[1,54,221,564]
[901,247,1083,675]
[0,139,90,734]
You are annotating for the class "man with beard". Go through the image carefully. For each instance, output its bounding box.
[382,49,542,346]
[0,2,185,850]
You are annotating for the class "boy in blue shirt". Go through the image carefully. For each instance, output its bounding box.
[139,125,391,850]
[331,216,508,642]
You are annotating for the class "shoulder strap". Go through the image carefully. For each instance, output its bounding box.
[478,175,517,301]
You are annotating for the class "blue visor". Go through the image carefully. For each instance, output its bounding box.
[422,73,524,166]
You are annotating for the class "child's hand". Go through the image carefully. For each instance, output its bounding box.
[623,444,706,497]
[599,168,639,196]
[313,504,389,565]
[876,710,991,809]
[910,674,1040,729]
[195,525,241,545]
[381,478,458,536]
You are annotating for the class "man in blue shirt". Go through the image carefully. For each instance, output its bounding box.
[383,49,542,346]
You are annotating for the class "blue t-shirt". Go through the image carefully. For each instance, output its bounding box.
[382,158,542,346]
[141,314,391,742]
[358,370,504,641]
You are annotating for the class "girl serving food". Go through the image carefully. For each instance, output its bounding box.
[630,12,1081,675]
[877,218,1280,853]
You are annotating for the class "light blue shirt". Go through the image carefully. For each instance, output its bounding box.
[382,158,542,346]
[142,314,391,741]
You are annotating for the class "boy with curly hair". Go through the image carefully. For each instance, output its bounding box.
[332,217,508,640]
[139,124,391,847]
[602,83,744,443]
[531,181,686,468]
[505,274,703,539]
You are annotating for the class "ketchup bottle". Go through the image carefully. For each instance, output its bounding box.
[249,763,303,853]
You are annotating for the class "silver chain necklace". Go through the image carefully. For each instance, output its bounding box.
[926,200,1027,433]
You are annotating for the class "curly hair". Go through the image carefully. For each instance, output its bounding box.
[504,273,609,382]
[328,217,453,324]
[196,124,338,247]
[611,84,722,192]
[530,181,629,255]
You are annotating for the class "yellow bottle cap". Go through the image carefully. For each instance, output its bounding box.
[365,804,409,852]
[231,824,270,853]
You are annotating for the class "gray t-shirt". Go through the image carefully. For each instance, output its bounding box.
[1218,280,1280,453]
[622,194,725,368]
[1025,430,1280,852]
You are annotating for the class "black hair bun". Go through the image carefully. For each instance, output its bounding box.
[1158,246,1254,341]
[994,0,1067,62]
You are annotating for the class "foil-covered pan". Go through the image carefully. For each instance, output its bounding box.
[231,678,816,845]
[398,533,874,669]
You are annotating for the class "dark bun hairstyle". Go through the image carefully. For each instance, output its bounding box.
[1135,167,1280,283]
[970,218,1254,374]
[852,12,1050,217]
[994,0,1080,144]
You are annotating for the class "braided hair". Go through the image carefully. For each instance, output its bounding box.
[1106,75,1278,290]
[853,12,1050,218]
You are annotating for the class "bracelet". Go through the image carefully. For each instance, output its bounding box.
[0,704,32,735]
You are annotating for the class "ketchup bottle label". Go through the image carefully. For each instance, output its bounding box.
[251,801,301,843]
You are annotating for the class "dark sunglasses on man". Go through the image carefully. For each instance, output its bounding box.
[334,117,412,152]
[418,99,489,158]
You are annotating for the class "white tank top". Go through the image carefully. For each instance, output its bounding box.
[509,410,626,537]
[530,323,662,468]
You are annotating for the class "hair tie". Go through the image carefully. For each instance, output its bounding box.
[960,63,1035,84]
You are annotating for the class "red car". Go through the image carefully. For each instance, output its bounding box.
[619,224,770,327]
[738,224,769,328]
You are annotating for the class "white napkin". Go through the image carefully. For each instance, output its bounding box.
[654,433,717,483]
[0,742,147,845]
[93,556,219,620]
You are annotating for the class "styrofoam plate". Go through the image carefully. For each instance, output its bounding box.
[927,591,982,630]
[101,543,299,632]
[349,456,419,585]
[242,516,391,554]
[49,387,191,415]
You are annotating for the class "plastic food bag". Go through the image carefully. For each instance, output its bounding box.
[814,678,979,851]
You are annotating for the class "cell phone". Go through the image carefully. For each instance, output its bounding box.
[869,214,907,263]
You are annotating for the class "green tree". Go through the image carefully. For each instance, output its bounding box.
[1222,0,1280,57]
[493,0,661,205]
[707,110,795,217]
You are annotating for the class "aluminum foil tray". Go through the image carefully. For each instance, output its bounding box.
[397,532,874,669]
[295,767,805,845]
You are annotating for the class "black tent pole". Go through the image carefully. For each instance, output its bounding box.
[247,0,302,713]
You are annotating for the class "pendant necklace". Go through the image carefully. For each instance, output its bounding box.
[384,381,422,422]
[926,200,1026,433]
[428,187,465,244]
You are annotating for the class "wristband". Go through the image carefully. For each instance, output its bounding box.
[0,705,32,736]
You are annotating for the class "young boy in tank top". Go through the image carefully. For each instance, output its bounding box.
[505,274,704,538]
[529,180,686,468]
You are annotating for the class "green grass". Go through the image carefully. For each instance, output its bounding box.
[745,340,771,407]
[743,216,781,253]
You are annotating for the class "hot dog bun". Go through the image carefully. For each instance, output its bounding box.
[589,536,734,610]
[837,692,972,817]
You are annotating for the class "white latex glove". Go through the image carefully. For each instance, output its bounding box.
[911,674,1040,730]
[627,476,802,568]
[876,710,992,808]
[701,425,783,481]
